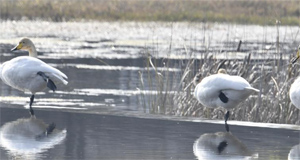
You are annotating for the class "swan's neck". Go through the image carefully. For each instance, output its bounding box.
[28,46,38,58]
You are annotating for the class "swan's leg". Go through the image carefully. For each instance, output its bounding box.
[224,111,230,132]
[29,95,35,116]
[37,71,57,91]
[219,91,230,132]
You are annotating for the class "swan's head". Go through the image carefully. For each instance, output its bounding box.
[217,68,227,74]
[291,44,300,64]
[11,38,35,52]
[11,38,38,57]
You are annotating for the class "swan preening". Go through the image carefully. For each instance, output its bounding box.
[0,117,66,159]
[0,38,68,116]
[194,69,259,131]
[193,132,256,160]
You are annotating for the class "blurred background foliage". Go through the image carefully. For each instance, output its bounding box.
[1,0,300,25]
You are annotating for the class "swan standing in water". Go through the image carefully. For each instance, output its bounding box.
[193,132,256,160]
[0,38,68,116]
[194,69,259,131]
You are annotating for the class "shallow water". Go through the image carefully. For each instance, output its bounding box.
[1,108,300,160]
[0,21,300,159]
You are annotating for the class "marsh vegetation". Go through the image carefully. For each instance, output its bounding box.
[1,0,300,25]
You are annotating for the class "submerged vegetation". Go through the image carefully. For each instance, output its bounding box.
[1,0,300,25]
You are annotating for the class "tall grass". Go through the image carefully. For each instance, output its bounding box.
[138,39,300,124]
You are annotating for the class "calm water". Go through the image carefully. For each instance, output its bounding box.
[1,108,300,160]
[0,21,300,159]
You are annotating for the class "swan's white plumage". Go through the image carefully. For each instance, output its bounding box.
[2,38,68,115]
[289,77,300,110]
[0,56,68,94]
[194,74,259,109]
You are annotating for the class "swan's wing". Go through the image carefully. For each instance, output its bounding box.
[0,61,11,85]
[290,77,300,109]
[1,57,68,86]
[24,57,68,85]
[38,64,68,85]
[220,75,259,93]
[202,74,258,91]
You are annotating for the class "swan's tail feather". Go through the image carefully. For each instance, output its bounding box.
[245,87,260,93]
[50,73,68,85]
[59,72,68,84]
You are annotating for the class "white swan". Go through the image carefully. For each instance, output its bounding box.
[194,69,259,131]
[0,117,66,159]
[289,76,300,110]
[193,132,256,160]
[290,44,300,110]
[0,38,68,115]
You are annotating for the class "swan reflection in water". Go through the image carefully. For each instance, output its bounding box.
[289,143,300,160]
[0,116,67,159]
[193,131,258,160]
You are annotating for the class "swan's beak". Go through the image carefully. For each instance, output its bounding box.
[11,43,22,51]
[291,50,300,64]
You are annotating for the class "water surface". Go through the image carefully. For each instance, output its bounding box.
[1,107,300,160]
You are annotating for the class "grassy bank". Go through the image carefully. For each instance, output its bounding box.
[1,0,300,25]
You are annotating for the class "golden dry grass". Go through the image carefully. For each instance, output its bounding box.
[0,0,300,25]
